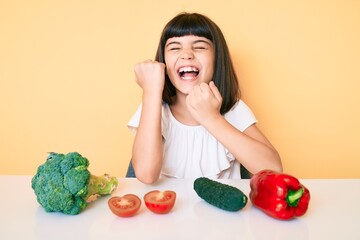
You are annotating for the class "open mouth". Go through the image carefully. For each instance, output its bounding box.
[178,66,199,80]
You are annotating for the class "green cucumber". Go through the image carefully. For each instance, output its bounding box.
[193,177,248,211]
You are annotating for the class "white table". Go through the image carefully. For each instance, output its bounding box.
[0,176,359,240]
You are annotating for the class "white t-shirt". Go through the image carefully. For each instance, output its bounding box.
[127,100,257,179]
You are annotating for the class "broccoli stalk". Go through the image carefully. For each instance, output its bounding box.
[85,173,118,203]
[31,152,118,215]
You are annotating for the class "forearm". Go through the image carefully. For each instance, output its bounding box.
[132,93,163,184]
[203,115,282,174]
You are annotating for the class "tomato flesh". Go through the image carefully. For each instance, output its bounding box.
[108,194,141,217]
[144,190,176,214]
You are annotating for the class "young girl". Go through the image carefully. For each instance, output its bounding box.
[128,12,282,184]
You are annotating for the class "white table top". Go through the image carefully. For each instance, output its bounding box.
[0,176,359,240]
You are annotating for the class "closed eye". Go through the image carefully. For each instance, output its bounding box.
[166,41,182,51]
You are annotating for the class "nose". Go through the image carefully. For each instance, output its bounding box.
[180,49,194,60]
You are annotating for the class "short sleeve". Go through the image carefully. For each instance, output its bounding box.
[224,100,257,132]
[127,104,142,135]
[127,103,169,136]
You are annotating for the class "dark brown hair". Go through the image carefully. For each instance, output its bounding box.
[155,12,240,114]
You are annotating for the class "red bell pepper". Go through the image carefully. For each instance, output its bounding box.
[249,170,310,220]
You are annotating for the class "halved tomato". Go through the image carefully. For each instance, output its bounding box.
[108,194,141,217]
[144,190,176,214]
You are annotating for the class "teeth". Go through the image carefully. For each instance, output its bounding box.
[179,67,199,73]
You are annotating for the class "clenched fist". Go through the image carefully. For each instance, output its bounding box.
[134,60,166,95]
[186,81,223,126]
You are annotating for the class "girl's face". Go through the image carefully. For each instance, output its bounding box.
[164,35,215,96]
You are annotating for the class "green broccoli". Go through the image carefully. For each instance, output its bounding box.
[31,152,118,215]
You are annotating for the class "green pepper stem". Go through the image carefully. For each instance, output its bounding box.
[286,188,304,207]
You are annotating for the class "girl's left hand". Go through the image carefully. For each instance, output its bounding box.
[186,81,223,126]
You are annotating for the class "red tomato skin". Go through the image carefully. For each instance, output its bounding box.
[145,202,174,214]
[108,194,141,217]
[144,190,176,214]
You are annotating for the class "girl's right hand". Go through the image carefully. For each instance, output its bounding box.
[134,60,166,95]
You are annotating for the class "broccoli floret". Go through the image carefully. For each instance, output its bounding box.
[31,152,118,215]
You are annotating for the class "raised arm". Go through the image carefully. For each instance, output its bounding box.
[132,60,165,184]
[186,82,282,174]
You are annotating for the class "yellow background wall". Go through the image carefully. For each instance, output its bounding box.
[1,0,359,178]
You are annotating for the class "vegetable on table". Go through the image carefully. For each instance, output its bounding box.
[144,190,176,214]
[108,194,141,217]
[249,169,311,220]
[193,177,248,212]
[31,152,118,215]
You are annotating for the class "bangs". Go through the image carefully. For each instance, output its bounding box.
[163,14,213,42]
[158,12,240,114]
